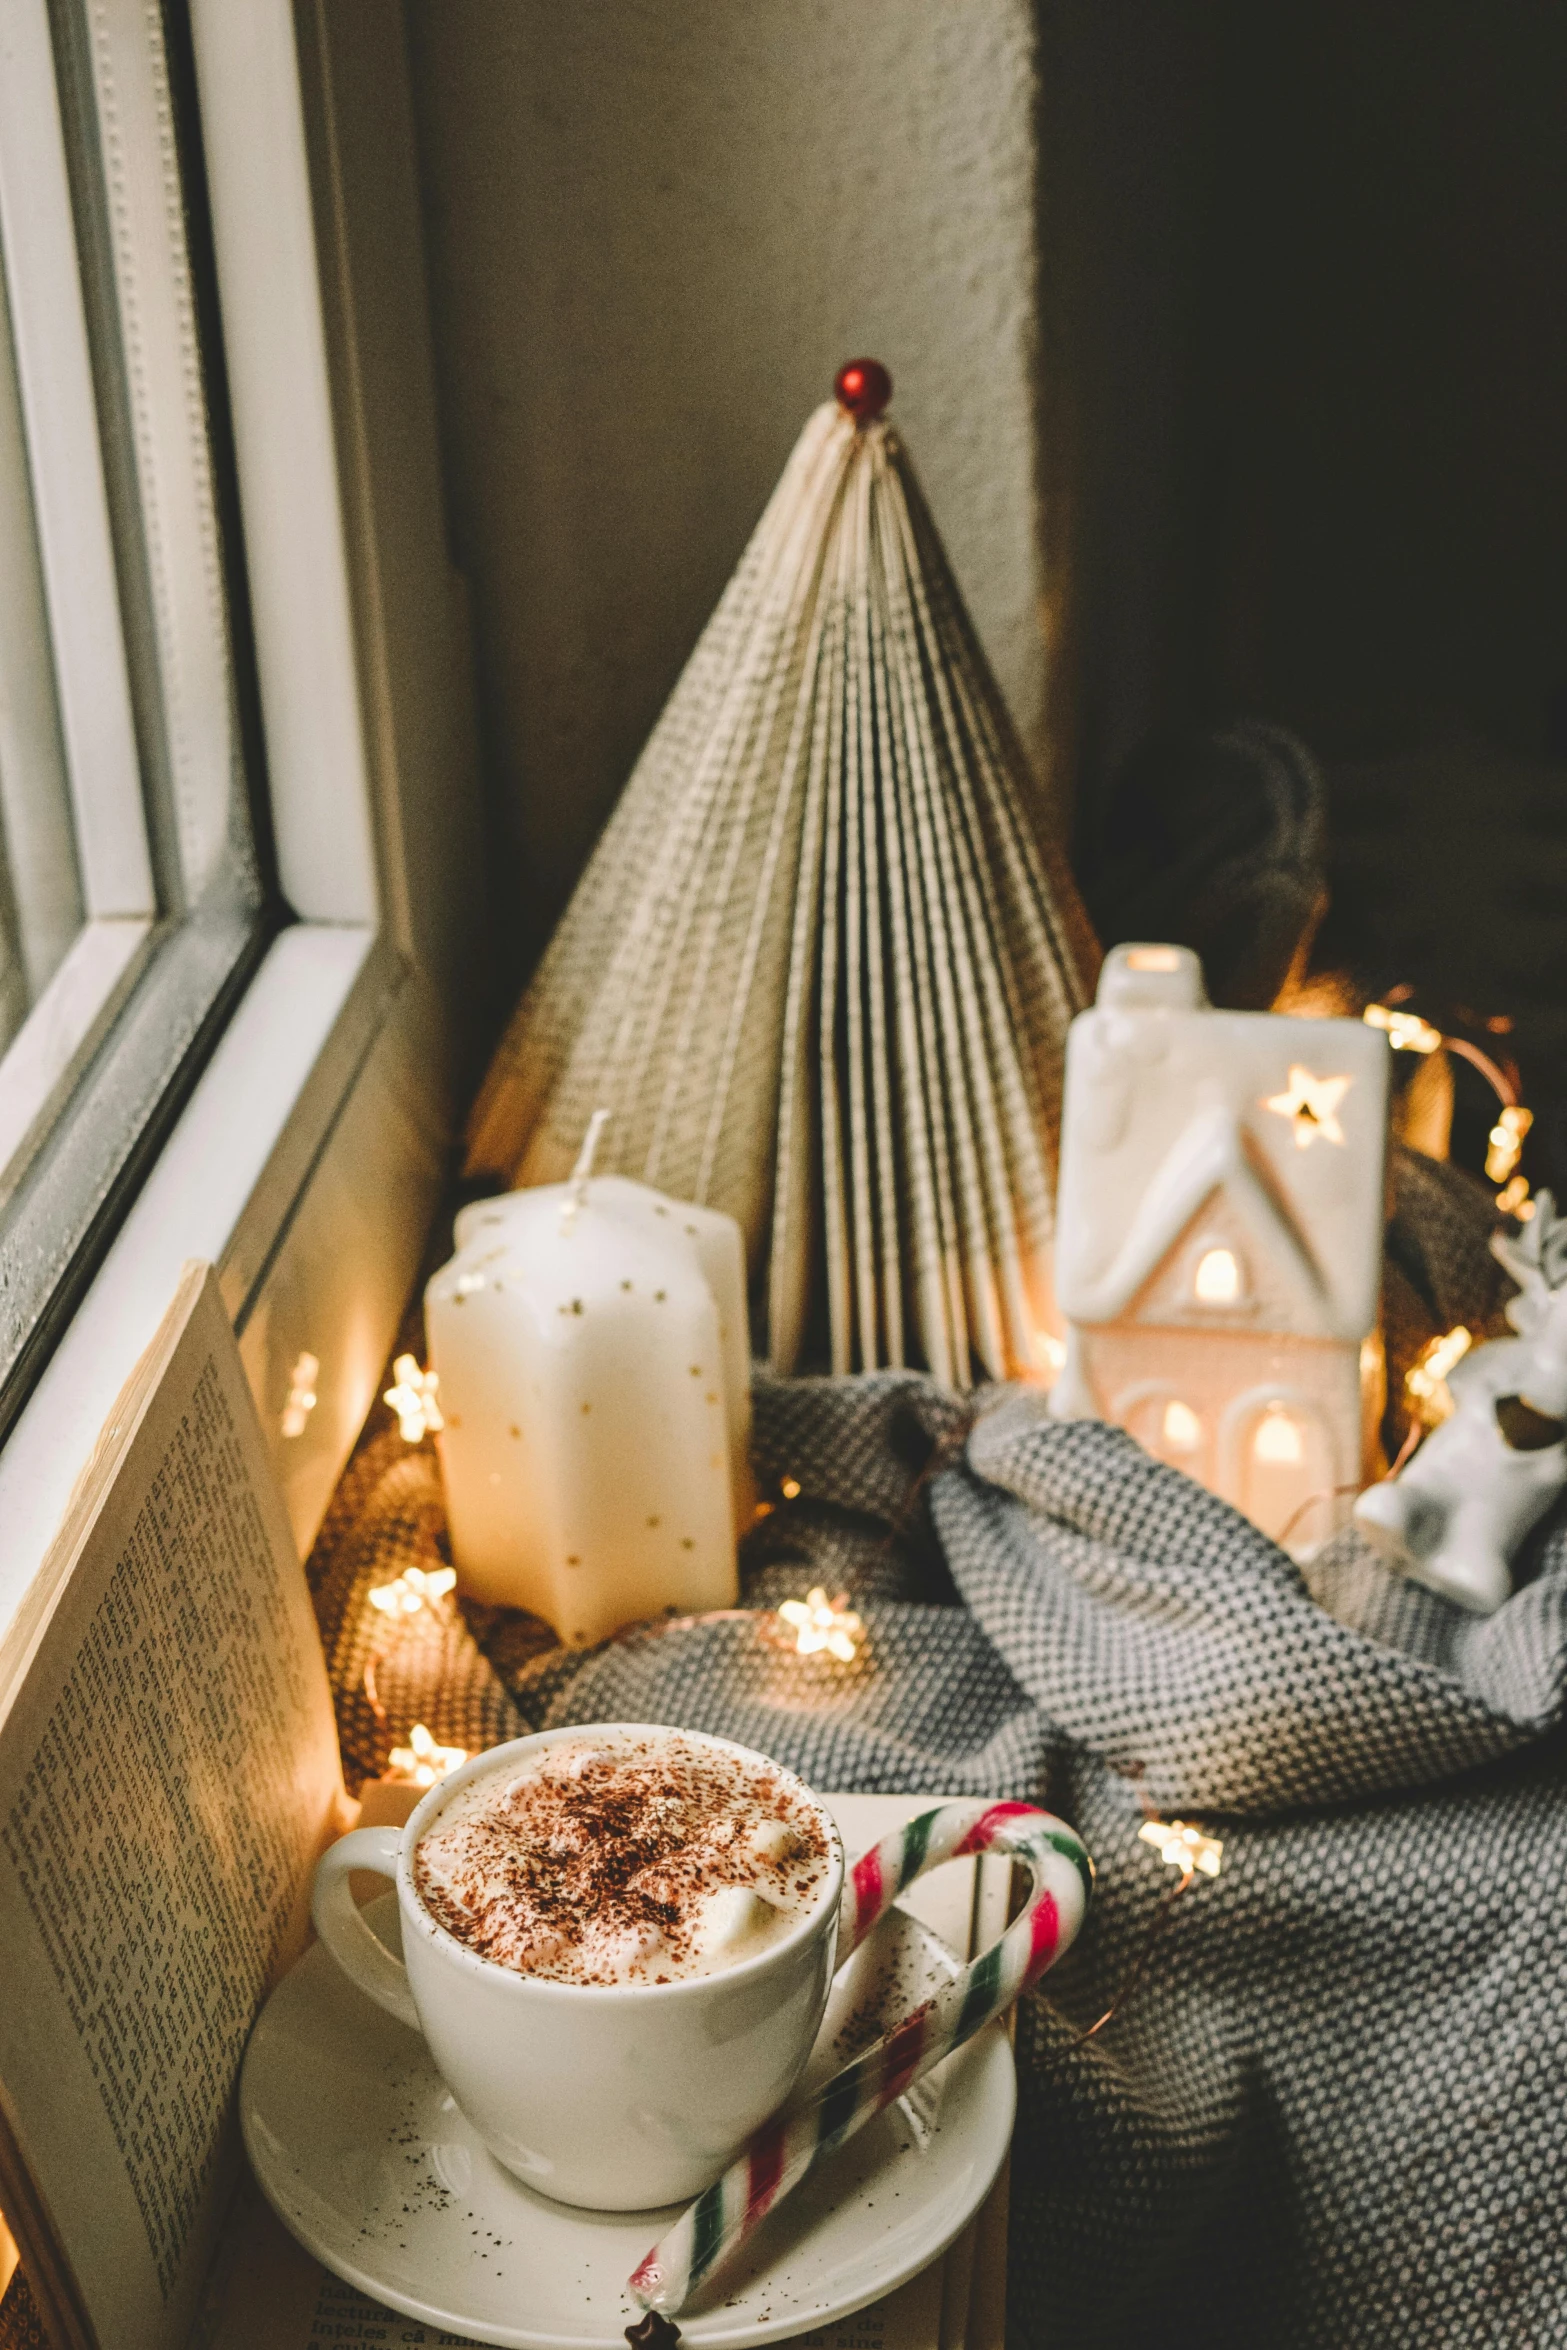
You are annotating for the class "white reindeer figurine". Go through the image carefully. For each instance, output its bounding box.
[1354,1192,1567,1613]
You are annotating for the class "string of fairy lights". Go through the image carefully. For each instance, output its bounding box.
[357,987,1539,2051]
[1362,999,1535,1206]
[364,1348,870,1793]
[1361,993,1543,1459]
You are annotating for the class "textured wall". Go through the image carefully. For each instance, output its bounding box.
[405,0,1048,1002]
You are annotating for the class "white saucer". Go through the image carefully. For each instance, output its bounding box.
[241,1891,1014,2350]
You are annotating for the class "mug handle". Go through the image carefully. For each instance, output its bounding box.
[311,1826,422,2031]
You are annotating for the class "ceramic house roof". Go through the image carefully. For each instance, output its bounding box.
[1054,945,1389,1343]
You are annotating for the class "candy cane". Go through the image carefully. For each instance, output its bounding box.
[628,1801,1092,2318]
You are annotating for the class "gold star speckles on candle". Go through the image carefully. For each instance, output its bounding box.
[1262,1065,1352,1150]
[778,1586,863,1663]
[384,1355,444,1442]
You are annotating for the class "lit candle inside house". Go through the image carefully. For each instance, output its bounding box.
[1161,1398,1203,1454]
[427,1122,747,1644]
[1051,942,1390,1549]
[1193,1248,1240,1305]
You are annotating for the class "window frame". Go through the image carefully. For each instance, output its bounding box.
[0,0,284,1430]
[0,0,150,925]
[0,0,484,1627]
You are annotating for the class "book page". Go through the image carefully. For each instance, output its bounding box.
[0,1265,344,2350]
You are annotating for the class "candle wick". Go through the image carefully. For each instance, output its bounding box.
[565,1108,612,1221]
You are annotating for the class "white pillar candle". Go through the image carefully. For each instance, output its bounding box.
[428,1148,748,1645]
[452,1172,752,1527]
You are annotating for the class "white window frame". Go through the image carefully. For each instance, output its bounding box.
[0,0,157,1187]
[0,0,483,1622]
[0,1,150,922]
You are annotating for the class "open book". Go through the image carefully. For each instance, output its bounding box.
[0,1265,345,2350]
[0,1267,1007,2350]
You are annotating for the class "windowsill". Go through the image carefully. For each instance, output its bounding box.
[0,920,380,1637]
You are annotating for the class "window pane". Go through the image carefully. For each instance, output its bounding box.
[0,235,86,1052]
[0,0,273,1432]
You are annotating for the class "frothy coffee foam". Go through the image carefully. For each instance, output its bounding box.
[413,1733,832,1986]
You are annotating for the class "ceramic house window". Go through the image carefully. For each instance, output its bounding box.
[1119,1383,1210,1477]
[1162,1398,1203,1452]
[1231,1394,1336,1547]
[1192,1246,1243,1305]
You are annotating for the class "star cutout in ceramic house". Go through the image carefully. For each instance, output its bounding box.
[1262,1064,1352,1149]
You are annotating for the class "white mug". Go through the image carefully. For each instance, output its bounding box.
[311,1724,846,2212]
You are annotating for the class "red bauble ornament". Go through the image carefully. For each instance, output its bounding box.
[834,358,892,423]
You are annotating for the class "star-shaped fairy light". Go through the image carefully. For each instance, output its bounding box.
[1497,1174,1535,1221]
[1486,1104,1533,1185]
[1139,1817,1224,1880]
[1405,1326,1472,1429]
[384,1354,444,1442]
[778,1586,864,1664]
[1262,1064,1352,1150]
[368,1563,457,1618]
[279,1351,320,1440]
[387,1723,468,1787]
[1363,1003,1442,1055]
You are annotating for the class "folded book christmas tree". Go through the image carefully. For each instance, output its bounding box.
[467,362,1096,1388]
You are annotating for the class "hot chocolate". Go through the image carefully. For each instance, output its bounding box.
[412,1730,832,1986]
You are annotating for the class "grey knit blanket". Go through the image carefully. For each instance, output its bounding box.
[296,1149,1566,2350]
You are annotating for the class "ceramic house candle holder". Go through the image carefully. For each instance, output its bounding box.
[1050,943,1390,1548]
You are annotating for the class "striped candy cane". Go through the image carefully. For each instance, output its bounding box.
[628,1800,1092,2317]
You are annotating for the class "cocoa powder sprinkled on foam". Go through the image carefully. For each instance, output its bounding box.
[413,1734,830,1985]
